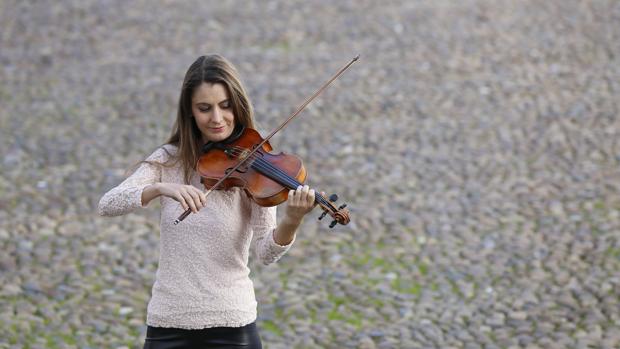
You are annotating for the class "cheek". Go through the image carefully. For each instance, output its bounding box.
[193,111,210,125]
[225,112,236,125]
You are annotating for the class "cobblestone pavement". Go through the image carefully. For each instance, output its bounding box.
[1,0,620,348]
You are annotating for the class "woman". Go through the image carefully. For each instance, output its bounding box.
[98,54,317,348]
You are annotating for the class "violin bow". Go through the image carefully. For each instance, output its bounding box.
[174,55,360,224]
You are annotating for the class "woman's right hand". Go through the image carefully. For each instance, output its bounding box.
[145,183,207,213]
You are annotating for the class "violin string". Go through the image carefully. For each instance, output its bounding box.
[225,147,335,210]
[225,147,307,192]
[251,158,335,210]
[228,147,294,181]
[225,149,300,189]
[223,147,300,188]
[224,146,336,211]
[248,155,335,210]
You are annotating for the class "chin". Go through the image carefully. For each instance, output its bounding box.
[205,130,233,143]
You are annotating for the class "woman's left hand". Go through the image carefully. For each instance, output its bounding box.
[284,185,318,222]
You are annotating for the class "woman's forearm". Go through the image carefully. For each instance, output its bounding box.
[273,215,302,245]
[272,185,317,245]
[141,183,161,207]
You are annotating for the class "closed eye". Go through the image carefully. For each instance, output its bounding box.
[196,102,212,112]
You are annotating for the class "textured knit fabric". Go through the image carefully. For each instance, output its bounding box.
[98,145,294,329]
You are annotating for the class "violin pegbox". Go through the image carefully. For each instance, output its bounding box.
[317,193,350,228]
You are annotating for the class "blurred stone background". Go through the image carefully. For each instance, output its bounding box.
[1,0,619,348]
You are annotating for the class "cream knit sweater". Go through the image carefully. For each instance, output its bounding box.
[98,145,294,329]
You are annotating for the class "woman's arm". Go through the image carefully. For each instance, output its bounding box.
[273,185,317,245]
[252,185,317,265]
[141,183,162,207]
[141,182,206,213]
[98,146,208,216]
[98,151,165,217]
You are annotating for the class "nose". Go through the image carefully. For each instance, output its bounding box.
[211,106,223,123]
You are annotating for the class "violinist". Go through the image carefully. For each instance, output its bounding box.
[98,54,318,348]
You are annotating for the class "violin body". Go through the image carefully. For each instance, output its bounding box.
[194,127,349,228]
[197,127,307,207]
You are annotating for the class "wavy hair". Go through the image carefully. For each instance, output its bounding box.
[152,55,256,184]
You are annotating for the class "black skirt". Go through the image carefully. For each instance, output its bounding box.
[143,322,262,349]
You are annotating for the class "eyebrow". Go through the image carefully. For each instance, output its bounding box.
[195,99,230,105]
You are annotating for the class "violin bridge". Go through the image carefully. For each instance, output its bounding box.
[238,148,251,161]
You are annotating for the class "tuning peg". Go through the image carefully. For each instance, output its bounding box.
[329,220,338,228]
[318,210,328,220]
[329,194,339,202]
[338,203,347,210]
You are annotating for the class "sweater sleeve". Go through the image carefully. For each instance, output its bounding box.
[251,203,295,265]
[98,147,169,217]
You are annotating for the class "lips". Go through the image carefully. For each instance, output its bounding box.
[209,126,225,133]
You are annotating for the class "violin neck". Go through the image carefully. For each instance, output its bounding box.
[249,160,303,192]
[249,159,337,211]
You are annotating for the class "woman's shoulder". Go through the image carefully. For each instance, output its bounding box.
[146,144,179,162]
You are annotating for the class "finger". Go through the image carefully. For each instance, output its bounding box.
[175,193,189,211]
[299,186,309,204]
[288,187,300,206]
[301,186,313,207]
[182,191,198,213]
[298,185,307,205]
[188,186,207,209]
[288,189,295,202]
[187,186,207,207]
[188,189,203,209]
[286,189,295,207]
[307,189,316,207]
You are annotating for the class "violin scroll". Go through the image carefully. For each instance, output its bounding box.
[317,192,350,228]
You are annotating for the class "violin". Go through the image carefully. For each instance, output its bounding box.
[173,55,358,227]
[197,125,350,227]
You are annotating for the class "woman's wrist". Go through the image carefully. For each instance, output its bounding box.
[273,214,302,245]
[141,183,162,206]
[282,213,303,226]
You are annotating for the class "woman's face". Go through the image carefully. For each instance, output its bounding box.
[191,82,236,143]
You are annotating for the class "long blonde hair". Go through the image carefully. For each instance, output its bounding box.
[159,54,256,184]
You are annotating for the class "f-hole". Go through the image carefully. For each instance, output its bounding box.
[225,166,248,174]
